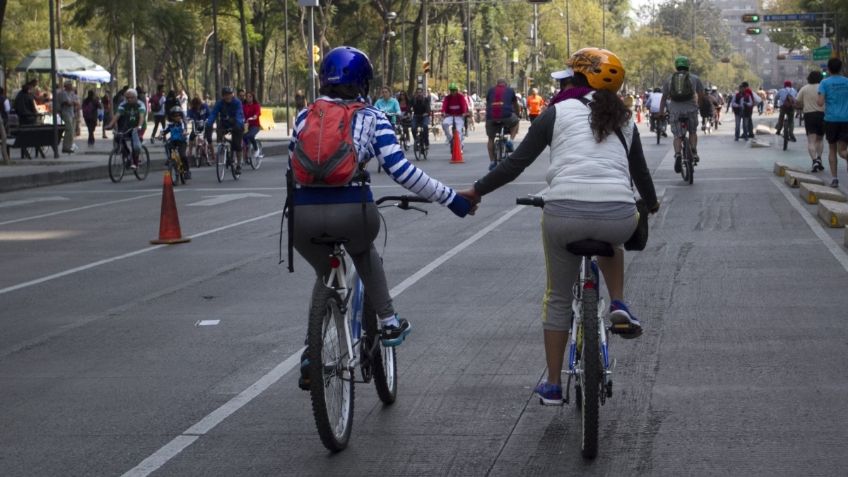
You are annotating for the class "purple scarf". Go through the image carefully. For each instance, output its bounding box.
[549,87,593,106]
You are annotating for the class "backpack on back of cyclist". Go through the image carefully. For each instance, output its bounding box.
[291,98,367,186]
[669,70,695,102]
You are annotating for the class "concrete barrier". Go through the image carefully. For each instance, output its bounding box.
[799,182,847,204]
[817,199,848,228]
[784,170,826,188]
[773,161,804,177]
[755,124,775,135]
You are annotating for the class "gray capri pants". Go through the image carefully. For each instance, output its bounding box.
[293,202,394,319]
[541,209,637,331]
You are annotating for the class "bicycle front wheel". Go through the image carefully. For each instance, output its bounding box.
[579,277,601,460]
[108,148,125,183]
[134,146,150,181]
[216,145,227,182]
[249,140,263,170]
[307,286,354,452]
[362,295,397,404]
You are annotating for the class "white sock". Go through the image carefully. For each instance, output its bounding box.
[380,315,399,328]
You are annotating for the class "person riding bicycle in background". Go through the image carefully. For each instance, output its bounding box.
[105,88,147,170]
[397,91,413,149]
[206,86,246,174]
[374,86,401,126]
[242,91,263,158]
[457,47,659,405]
[441,83,468,145]
[161,106,191,180]
[708,86,724,126]
[645,87,667,136]
[526,87,546,122]
[187,96,210,163]
[484,78,520,170]
[774,80,798,142]
[287,46,473,389]
[411,87,432,151]
[698,89,714,132]
[660,55,705,172]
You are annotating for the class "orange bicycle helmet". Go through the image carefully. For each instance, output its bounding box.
[566,48,625,92]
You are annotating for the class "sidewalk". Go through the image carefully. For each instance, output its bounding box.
[0,122,291,193]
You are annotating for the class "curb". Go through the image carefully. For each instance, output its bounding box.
[0,139,289,194]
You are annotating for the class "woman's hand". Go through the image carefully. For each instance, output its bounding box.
[456,188,481,213]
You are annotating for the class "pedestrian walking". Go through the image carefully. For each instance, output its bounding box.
[81,90,101,146]
[101,92,112,139]
[56,81,78,153]
[150,84,166,143]
[817,57,848,188]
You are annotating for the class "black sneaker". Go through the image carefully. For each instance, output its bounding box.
[789,136,797,142]
[674,154,682,173]
[298,349,310,391]
[381,318,412,347]
[812,159,824,173]
[235,164,242,175]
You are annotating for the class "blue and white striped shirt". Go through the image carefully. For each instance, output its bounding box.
[288,96,458,207]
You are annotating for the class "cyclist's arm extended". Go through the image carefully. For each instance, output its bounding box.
[473,107,555,195]
[206,102,220,128]
[627,128,658,209]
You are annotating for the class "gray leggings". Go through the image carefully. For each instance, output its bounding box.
[541,212,637,331]
[293,202,394,319]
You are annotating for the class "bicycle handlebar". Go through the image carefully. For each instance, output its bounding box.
[516,196,545,207]
[375,195,432,213]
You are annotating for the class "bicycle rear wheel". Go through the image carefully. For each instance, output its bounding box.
[230,149,239,180]
[108,148,125,183]
[783,123,790,151]
[134,146,150,181]
[216,144,227,182]
[307,286,354,452]
[362,295,397,404]
[681,140,693,184]
[579,264,601,460]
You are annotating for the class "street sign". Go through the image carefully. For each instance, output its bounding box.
[763,13,820,22]
[813,45,832,61]
[789,54,809,61]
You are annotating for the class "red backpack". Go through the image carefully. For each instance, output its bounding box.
[291,99,367,186]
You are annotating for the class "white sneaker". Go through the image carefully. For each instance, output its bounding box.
[70,144,78,152]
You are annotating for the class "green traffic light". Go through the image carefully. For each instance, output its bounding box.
[742,14,760,23]
[746,27,762,35]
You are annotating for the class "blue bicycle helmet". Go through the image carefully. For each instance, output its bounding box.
[319,46,373,94]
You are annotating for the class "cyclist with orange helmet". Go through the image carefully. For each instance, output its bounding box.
[458,48,660,405]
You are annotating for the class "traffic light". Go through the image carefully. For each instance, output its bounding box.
[422,61,431,75]
[312,45,321,63]
[741,14,760,23]
[746,27,762,35]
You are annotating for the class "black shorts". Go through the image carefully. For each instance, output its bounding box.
[804,112,825,137]
[485,115,519,138]
[824,121,848,144]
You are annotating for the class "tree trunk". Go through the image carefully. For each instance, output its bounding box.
[237,0,253,92]
[405,1,424,97]
[0,0,8,52]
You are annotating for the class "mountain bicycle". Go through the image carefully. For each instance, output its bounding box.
[493,122,508,167]
[780,107,796,151]
[244,135,263,170]
[305,195,430,452]
[412,115,429,161]
[163,140,187,186]
[108,129,150,183]
[701,112,713,135]
[191,121,211,168]
[517,195,617,460]
[675,117,694,185]
[215,129,239,182]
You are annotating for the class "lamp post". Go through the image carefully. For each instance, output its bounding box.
[557,2,571,57]
[382,11,397,88]
[601,0,606,49]
[502,36,509,82]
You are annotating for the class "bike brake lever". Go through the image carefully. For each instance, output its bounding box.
[407,205,428,215]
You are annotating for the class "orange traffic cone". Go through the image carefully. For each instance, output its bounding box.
[450,128,464,164]
[151,172,191,245]
[637,109,642,123]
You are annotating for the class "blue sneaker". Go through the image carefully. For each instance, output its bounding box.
[381,317,411,347]
[609,300,643,339]
[534,381,564,406]
[505,139,515,153]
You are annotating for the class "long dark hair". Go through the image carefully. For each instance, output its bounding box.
[572,72,631,143]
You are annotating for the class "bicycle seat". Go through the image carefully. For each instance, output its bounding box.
[310,236,349,246]
[566,239,614,257]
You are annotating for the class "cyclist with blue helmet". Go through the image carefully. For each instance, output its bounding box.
[288,46,474,390]
[206,86,246,174]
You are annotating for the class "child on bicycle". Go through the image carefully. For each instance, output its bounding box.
[288,46,473,390]
[161,106,191,180]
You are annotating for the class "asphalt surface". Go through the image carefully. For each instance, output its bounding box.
[1,119,847,476]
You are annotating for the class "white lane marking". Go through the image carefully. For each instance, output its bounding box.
[120,200,538,476]
[188,193,271,207]
[770,177,848,273]
[0,209,283,296]
[0,193,160,227]
[195,320,220,326]
[0,196,69,208]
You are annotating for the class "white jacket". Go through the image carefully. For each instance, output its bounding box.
[544,93,635,204]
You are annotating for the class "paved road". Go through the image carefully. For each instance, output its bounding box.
[1,121,847,476]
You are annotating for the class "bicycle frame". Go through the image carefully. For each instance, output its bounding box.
[323,244,366,373]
